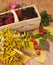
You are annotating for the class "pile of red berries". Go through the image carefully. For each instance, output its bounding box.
[15,7,38,21]
[39,25,47,36]
[30,37,41,55]
[0,12,14,26]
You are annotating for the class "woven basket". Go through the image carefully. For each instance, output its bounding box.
[0,5,41,31]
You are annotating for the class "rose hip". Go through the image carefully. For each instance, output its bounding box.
[34,45,41,50]
[30,37,34,42]
[39,32,44,36]
[39,25,43,32]
[33,41,38,45]
[43,29,47,34]
[39,25,47,36]
[36,50,41,55]
[37,46,41,50]
[34,45,38,50]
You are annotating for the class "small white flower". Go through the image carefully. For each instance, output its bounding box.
[1,37,5,42]
[14,48,23,55]
[0,35,5,45]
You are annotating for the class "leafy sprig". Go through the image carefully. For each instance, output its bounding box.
[40,10,53,26]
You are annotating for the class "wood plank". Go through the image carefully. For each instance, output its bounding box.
[0,0,53,65]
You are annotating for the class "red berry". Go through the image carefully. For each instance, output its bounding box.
[5,18,13,24]
[24,16,28,20]
[39,26,47,36]
[8,13,13,18]
[36,50,40,55]
[18,13,22,17]
[39,31,44,36]
[37,46,41,50]
[43,29,47,34]
[39,26,44,32]
[30,37,34,42]
[16,9,23,17]
[0,22,2,26]
[34,45,41,50]
[39,26,44,36]
[39,29,47,36]
[8,15,14,20]
[33,41,38,45]
[34,45,38,50]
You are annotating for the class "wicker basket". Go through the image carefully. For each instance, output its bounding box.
[0,5,41,31]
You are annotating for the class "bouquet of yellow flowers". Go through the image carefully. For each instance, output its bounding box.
[0,26,53,65]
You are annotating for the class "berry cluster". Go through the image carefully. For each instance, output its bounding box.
[39,25,47,36]
[15,7,38,21]
[0,12,14,26]
[30,37,41,55]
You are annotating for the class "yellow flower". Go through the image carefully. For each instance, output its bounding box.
[10,51,16,56]
[16,32,21,38]
[0,32,4,36]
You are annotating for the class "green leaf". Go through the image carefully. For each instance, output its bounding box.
[40,10,53,26]
[40,39,46,46]
[48,35,53,41]
[16,4,23,8]
[26,32,33,39]
[42,34,47,40]
[32,34,40,39]
[28,32,33,37]
[2,8,8,12]
[46,31,53,41]
[39,39,50,50]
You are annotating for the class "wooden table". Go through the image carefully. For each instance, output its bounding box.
[0,0,53,65]
[26,40,53,65]
[0,37,53,65]
[0,0,53,17]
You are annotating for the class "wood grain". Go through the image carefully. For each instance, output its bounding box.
[26,40,53,65]
[0,0,53,17]
[0,0,53,65]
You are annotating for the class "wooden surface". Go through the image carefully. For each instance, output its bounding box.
[26,40,53,65]
[0,0,53,65]
[0,0,53,17]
